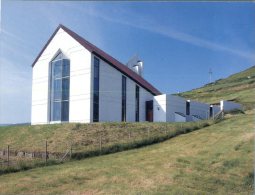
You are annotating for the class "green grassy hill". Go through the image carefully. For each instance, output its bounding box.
[0,65,254,194]
[179,65,255,109]
[0,110,253,194]
[0,121,211,154]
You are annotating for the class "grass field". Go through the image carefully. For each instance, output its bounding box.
[0,110,253,194]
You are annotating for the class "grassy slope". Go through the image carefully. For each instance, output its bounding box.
[179,65,255,109]
[0,111,253,194]
[0,122,210,153]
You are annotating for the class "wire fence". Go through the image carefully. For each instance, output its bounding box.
[0,119,216,172]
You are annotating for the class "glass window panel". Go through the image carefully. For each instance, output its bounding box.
[94,65,99,79]
[50,52,70,122]
[186,101,190,115]
[135,85,139,122]
[94,79,99,91]
[62,78,69,101]
[53,101,61,121]
[62,59,70,77]
[50,99,54,121]
[54,52,63,61]
[53,60,62,78]
[93,57,100,122]
[61,101,69,121]
[122,76,126,122]
[53,79,62,100]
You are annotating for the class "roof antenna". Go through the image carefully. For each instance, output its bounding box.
[209,68,213,83]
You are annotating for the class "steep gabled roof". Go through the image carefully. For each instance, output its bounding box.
[32,24,161,95]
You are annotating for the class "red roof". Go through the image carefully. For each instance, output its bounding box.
[32,24,161,95]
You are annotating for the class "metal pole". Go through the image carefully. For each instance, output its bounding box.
[7,145,9,166]
[45,140,48,165]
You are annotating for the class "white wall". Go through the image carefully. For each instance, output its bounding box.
[153,94,214,122]
[153,94,167,122]
[166,95,186,122]
[153,94,186,122]
[188,100,210,120]
[126,79,136,122]
[31,28,92,124]
[96,55,154,122]
[220,100,242,112]
[97,57,122,122]
[174,113,186,122]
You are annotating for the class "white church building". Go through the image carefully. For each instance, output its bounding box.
[31,24,241,125]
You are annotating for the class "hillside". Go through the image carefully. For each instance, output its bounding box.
[0,121,211,154]
[179,65,255,110]
[0,110,253,194]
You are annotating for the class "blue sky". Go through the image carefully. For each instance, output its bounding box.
[0,1,254,124]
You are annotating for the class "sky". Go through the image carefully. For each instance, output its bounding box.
[0,1,254,124]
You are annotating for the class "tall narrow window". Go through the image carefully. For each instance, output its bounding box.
[93,57,100,122]
[121,76,127,121]
[209,106,213,118]
[186,101,190,115]
[50,52,70,122]
[135,85,140,122]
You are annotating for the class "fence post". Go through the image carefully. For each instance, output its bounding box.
[7,145,9,166]
[70,144,72,159]
[99,133,102,152]
[45,140,48,165]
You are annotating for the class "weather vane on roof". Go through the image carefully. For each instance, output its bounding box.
[209,68,213,83]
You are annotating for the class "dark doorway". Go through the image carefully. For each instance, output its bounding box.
[209,106,213,118]
[186,101,190,115]
[146,100,153,122]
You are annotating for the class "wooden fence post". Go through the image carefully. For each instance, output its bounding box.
[45,140,48,165]
[7,145,9,166]
[99,133,102,152]
[70,144,72,159]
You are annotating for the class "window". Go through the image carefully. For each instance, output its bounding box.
[209,106,213,118]
[135,85,140,122]
[93,57,100,122]
[186,101,190,115]
[49,52,70,122]
[121,76,127,121]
